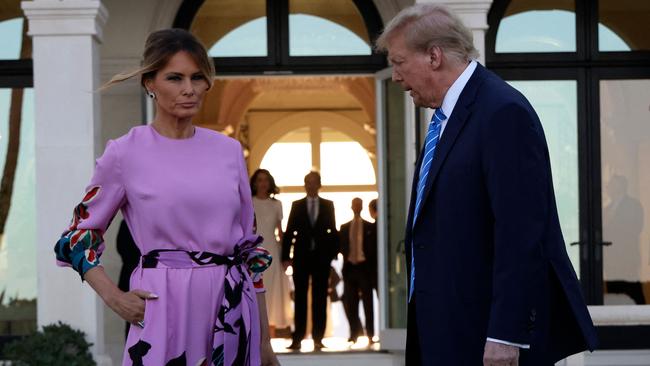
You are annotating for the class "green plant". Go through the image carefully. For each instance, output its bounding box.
[3,321,95,366]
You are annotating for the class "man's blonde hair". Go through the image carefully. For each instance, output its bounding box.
[376,4,479,64]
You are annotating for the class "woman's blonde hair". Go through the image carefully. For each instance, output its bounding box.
[375,4,478,64]
[103,28,215,91]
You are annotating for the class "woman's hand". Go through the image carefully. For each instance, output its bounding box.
[106,289,158,325]
[261,340,280,366]
[84,267,157,326]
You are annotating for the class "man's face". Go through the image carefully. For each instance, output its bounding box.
[304,174,321,197]
[387,33,437,108]
[351,199,362,216]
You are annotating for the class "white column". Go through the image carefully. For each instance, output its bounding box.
[416,0,493,64]
[21,1,110,364]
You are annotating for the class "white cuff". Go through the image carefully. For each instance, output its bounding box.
[486,337,530,349]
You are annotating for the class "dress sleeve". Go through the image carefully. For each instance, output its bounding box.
[54,140,126,280]
[236,144,268,293]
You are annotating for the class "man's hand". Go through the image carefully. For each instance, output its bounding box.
[483,341,519,366]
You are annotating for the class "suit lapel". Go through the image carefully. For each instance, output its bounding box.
[414,64,486,226]
[299,198,311,227]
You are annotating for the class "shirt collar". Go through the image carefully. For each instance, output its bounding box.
[440,60,477,119]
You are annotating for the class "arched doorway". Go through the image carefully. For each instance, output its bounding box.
[172,0,386,353]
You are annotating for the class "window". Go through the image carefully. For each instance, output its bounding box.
[191,0,268,57]
[289,0,371,56]
[599,0,650,52]
[174,0,386,74]
[488,0,650,349]
[495,1,576,53]
[0,11,35,338]
[259,127,378,229]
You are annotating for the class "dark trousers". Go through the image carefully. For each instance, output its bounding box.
[292,254,329,343]
[342,262,374,340]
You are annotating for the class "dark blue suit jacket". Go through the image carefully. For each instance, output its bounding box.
[405,64,598,364]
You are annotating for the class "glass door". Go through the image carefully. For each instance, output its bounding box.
[505,80,582,275]
[375,67,418,347]
[599,78,650,305]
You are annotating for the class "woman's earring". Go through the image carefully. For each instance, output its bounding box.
[147,90,156,99]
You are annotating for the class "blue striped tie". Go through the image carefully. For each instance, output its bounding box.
[409,108,446,302]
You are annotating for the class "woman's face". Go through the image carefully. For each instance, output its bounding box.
[145,51,209,121]
[255,173,271,196]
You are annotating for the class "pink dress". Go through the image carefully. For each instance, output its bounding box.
[54,125,271,366]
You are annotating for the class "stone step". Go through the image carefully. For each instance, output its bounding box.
[277,351,403,366]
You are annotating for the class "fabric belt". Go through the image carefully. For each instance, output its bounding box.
[139,236,271,366]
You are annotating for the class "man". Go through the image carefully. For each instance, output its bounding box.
[282,171,338,350]
[376,5,598,365]
[369,198,378,222]
[339,198,377,345]
[368,198,379,291]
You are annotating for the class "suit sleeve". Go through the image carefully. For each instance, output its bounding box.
[339,223,349,258]
[282,202,297,261]
[329,201,340,259]
[482,102,549,345]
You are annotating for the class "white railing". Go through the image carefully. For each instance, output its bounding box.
[588,305,650,326]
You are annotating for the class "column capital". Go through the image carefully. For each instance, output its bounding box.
[21,0,108,41]
[415,0,493,30]
[444,1,492,30]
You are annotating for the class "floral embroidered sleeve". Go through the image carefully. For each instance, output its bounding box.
[236,144,269,293]
[54,140,126,280]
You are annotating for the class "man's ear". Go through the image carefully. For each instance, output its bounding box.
[428,46,443,69]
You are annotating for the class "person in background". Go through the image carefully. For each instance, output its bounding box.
[376,4,597,365]
[369,198,378,222]
[603,175,645,304]
[368,198,379,292]
[282,171,338,351]
[339,198,377,345]
[251,169,293,336]
[53,29,278,365]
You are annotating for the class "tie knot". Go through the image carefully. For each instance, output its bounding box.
[431,108,446,124]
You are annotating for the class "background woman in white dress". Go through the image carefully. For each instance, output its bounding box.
[251,169,292,337]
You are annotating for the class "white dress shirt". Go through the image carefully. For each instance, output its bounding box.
[307,196,319,224]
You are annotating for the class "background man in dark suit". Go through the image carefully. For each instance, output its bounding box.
[368,198,379,291]
[282,171,338,350]
[339,198,377,345]
[376,4,598,365]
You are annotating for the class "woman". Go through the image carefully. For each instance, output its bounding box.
[250,169,292,338]
[54,29,279,366]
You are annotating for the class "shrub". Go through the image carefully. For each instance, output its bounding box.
[3,322,95,366]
